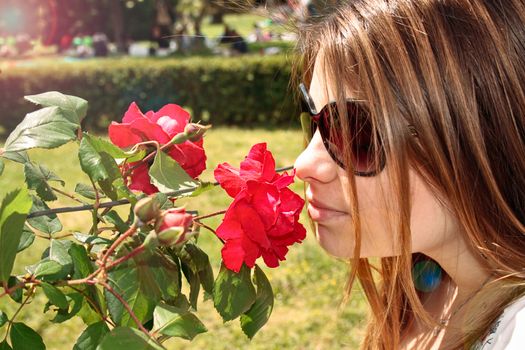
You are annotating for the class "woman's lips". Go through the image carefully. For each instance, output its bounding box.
[307,201,348,222]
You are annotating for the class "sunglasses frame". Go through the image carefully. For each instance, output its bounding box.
[299,82,386,177]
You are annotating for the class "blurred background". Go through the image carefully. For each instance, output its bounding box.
[0,0,366,349]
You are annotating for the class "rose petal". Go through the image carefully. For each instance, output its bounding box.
[153,104,190,136]
[261,249,280,268]
[221,238,246,273]
[214,162,244,198]
[108,122,144,148]
[216,217,244,240]
[272,171,295,189]
[236,200,271,249]
[128,118,171,145]
[122,102,145,123]
[171,141,207,178]
[240,143,276,183]
[246,181,279,228]
[128,163,158,194]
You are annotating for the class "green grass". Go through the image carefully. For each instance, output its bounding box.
[0,128,367,349]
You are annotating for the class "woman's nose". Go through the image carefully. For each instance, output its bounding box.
[294,129,338,184]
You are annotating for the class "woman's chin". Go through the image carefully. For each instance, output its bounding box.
[315,224,354,258]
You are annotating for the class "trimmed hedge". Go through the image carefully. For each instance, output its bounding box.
[0,55,299,136]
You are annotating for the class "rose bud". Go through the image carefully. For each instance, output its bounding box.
[184,123,211,142]
[155,208,194,247]
[134,197,161,224]
[156,207,193,232]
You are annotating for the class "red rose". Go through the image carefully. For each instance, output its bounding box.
[216,181,305,272]
[214,143,306,272]
[109,102,206,194]
[214,143,290,198]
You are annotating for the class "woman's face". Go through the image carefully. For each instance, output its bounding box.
[294,56,461,259]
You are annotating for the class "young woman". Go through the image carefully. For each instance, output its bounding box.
[293,1,525,348]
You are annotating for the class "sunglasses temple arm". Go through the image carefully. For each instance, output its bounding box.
[299,83,318,114]
[300,112,313,148]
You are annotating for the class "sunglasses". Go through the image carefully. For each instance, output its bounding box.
[299,83,386,177]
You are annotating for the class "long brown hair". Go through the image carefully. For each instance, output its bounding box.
[293,0,525,348]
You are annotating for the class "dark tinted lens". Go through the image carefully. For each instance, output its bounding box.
[318,102,384,176]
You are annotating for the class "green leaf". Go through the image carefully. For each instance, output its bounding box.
[74,183,99,200]
[77,298,103,325]
[240,265,274,339]
[69,243,103,314]
[17,225,35,252]
[4,106,79,153]
[148,151,199,194]
[24,162,64,201]
[27,196,62,235]
[10,322,45,350]
[40,282,68,309]
[213,264,256,322]
[34,260,63,278]
[184,244,214,297]
[73,321,110,350]
[105,254,158,327]
[69,243,95,279]
[50,292,84,323]
[153,193,173,210]
[34,239,74,282]
[73,233,112,246]
[105,248,181,327]
[150,254,181,303]
[189,181,216,197]
[96,327,164,350]
[153,302,207,340]
[78,143,134,202]
[0,341,11,350]
[0,310,8,327]
[180,260,200,310]
[79,138,113,183]
[0,188,32,281]
[0,159,4,176]
[81,134,144,162]
[1,151,29,164]
[7,277,23,303]
[103,211,129,233]
[25,91,88,124]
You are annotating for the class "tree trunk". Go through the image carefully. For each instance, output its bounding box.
[109,0,125,53]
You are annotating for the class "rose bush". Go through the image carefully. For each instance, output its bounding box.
[0,92,305,349]
[109,102,207,194]
[214,143,306,272]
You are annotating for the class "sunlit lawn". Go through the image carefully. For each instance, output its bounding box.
[0,127,367,349]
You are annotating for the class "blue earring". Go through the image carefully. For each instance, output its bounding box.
[412,259,442,293]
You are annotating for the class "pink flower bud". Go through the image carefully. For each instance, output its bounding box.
[157,207,193,233]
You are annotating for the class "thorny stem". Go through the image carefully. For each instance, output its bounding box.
[194,221,225,244]
[0,282,26,299]
[27,165,295,219]
[3,289,34,341]
[123,140,171,176]
[101,224,138,267]
[193,210,227,221]
[105,244,145,271]
[67,285,115,328]
[89,178,101,236]
[50,186,85,204]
